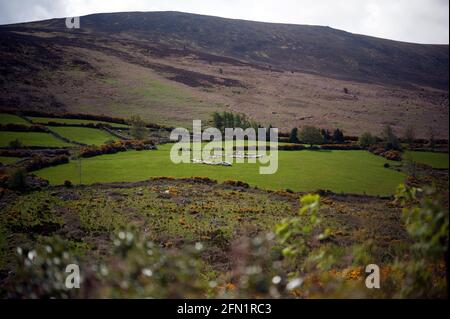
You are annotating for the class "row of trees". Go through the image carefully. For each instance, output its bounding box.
[358,125,438,151]
[212,111,261,132]
[211,113,439,150]
[289,127,345,147]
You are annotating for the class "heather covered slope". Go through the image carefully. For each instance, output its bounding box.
[18,11,450,89]
[0,11,448,137]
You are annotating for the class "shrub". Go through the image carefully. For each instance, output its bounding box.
[383,150,402,161]
[64,180,73,188]
[24,155,70,172]
[223,180,250,188]
[8,139,23,149]
[7,168,27,191]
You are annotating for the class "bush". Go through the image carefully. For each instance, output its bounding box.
[7,168,27,191]
[80,140,155,158]
[223,180,250,188]
[383,150,402,161]
[64,180,73,188]
[24,155,70,172]
[8,139,23,149]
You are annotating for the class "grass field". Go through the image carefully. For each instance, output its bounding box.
[36,144,405,195]
[0,132,73,148]
[28,117,129,128]
[0,157,20,165]
[49,127,119,146]
[405,151,449,169]
[0,114,30,126]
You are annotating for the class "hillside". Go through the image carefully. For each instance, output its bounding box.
[0,11,448,137]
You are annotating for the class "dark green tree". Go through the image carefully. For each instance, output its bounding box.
[300,126,323,147]
[332,129,345,143]
[383,125,401,151]
[289,128,299,143]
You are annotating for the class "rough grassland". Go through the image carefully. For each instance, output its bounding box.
[36,145,405,195]
[0,179,409,278]
[28,117,129,128]
[0,132,73,148]
[406,151,449,169]
[49,127,119,146]
[0,114,30,126]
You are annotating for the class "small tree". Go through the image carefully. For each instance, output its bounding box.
[212,112,223,132]
[266,124,274,141]
[428,127,436,150]
[332,129,345,143]
[358,132,377,149]
[9,139,23,149]
[299,126,323,147]
[383,125,401,151]
[404,125,416,149]
[289,128,299,143]
[7,168,27,191]
[321,129,332,143]
[129,115,147,140]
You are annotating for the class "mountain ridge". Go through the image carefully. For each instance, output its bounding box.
[3,11,448,90]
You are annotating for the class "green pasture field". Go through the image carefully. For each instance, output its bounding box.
[0,114,30,126]
[0,132,73,148]
[405,151,449,169]
[49,127,119,146]
[36,144,405,195]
